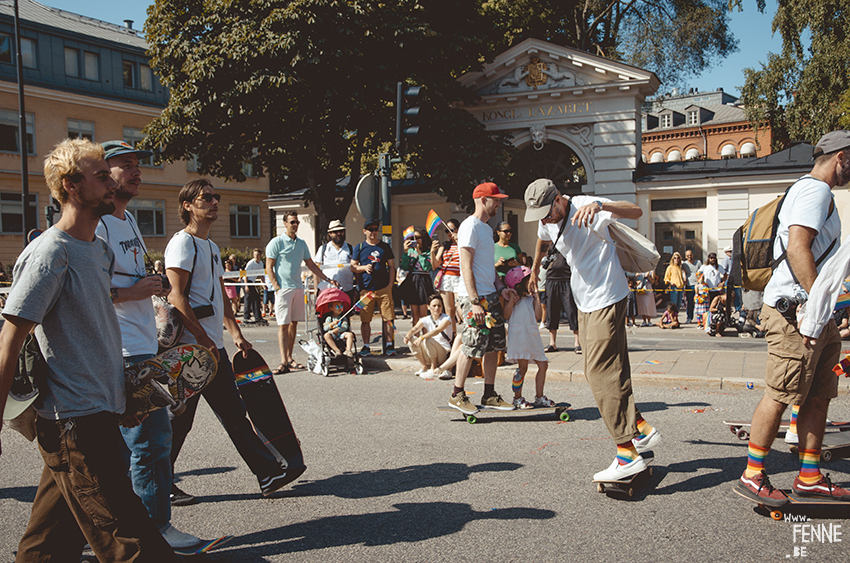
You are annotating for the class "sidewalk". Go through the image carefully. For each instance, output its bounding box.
[358,317,850,394]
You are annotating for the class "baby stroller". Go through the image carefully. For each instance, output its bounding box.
[303,288,365,376]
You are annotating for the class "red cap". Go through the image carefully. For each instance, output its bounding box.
[472,182,508,199]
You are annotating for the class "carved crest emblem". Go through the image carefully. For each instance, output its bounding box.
[524,57,548,89]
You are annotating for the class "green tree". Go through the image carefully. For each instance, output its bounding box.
[143,0,514,231]
[483,0,739,87]
[740,0,850,150]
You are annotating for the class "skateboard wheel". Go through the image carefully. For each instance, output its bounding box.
[770,510,783,521]
[627,487,634,498]
[466,415,477,424]
[170,401,187,416]
[597,483,604,493]
[729,425,740,434]
[648,467,653,477]
[822,450,833,463]
[559,411,571,422]
[736,429,750,441]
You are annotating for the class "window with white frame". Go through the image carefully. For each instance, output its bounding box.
[0,109,35,154]
[0,192,38,233]
[661,114,671,128]
[65,47,78,77]
[122,127,155,166]
[21,38,36,69]
[84,52,99,80]
[230,204,260,238]
[127,198,165,236]
[688,110,699,126]
[67,119,94,141]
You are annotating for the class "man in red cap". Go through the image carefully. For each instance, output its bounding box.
[448,182,517,415]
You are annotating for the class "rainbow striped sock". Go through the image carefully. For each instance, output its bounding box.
[745,442,770,478]
[798,449,821,485]
[636,414,654,440]
[616,442,639,465]
[788,404,800,435]
[512,369,526,394]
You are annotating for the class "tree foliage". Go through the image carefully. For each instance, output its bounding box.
[740,0,850,150]
[483,0,739,87]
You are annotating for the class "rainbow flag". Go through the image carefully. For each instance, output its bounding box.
[403,226,416,241]
[352,291,374,313]
[836,293,850,310]
[425,209,443,237]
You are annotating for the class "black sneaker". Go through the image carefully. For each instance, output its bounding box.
[170,484,196,506]
[385,345,397,357]
[259,465,307,496]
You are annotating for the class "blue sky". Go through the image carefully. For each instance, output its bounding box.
[45,0,788,99]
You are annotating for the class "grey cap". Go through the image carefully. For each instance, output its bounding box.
[813,130,850,158]
[524,178,558,222]
[102,140,153,160]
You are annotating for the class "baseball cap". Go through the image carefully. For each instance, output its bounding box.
[472,182,508,200]
[524,178,558,222]
[364,218,380,228]
[328,220,346,232]
[102,140,153,160]
[813,130,850,158]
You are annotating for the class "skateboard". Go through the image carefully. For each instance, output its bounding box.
[789,431,850,462]
[593,455,655,497]
[233,349,306,488]
[124,344,218,418]
[152,295,184,351]
[437,402,571,424]
[735,488,850,521]
[723,419,850,441]
[173,535,234,556]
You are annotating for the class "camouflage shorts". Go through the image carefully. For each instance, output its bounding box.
[456,292,506,359]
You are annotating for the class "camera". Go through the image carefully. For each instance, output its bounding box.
[775,296,801,320]
[540,254,554,270]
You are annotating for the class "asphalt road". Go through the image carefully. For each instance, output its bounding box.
[1,324,848,562]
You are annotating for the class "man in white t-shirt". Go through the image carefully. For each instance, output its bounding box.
[735,131,850,507]
[243,248,266,324]
[525,178,662,482]
[315,219,357,304]
[165,179,298,499]
[447,182,516,415]
[96,140,201,548]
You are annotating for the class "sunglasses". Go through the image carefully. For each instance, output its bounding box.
[196,193,221,203]
[500,229,512,234]
[288,220,300,225]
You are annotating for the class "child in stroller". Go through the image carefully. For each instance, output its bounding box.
[312,288,364,376]
[323,302,355,357]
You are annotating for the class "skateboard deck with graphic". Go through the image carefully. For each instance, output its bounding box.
[233,349,306,488]
[173,535,234,556]
[437,402,571,424]
[789,431,850,462]
[593,456,655,497]
[723,419,850,441]
[152,295,184,351]
[735,487,850,521]
[124,344,218,418]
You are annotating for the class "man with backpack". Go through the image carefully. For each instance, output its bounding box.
[316,220,357,305]
[734,131,850,507]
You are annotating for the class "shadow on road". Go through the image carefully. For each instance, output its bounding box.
[289,461,522,499]
[0,485,37,503]
[217,501,557,559]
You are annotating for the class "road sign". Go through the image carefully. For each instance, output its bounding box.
[355,173,378,222]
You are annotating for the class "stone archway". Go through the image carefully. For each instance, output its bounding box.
[505,141,587,198]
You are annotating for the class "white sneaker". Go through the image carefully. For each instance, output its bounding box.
[784,430,799,444]
[633,428,662,453]
[512,396,534,409]
[593,456,647,481]
[414,368,426,376]
[419,370,437,380]
[159,523,201,549]
[533,395,556,407]
[538,322,546,329]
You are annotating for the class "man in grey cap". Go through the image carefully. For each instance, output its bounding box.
[525,178,662,482]
[733,130,850,507]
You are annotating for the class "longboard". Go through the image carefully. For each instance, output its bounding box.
[723,419,850,441]
[173,535,234,556]
[735,487,850,521]
[437,402,571,424]
[232,349,306,489]
[125,344,218,419]
[593,455,655,498]
[789,431,850,462]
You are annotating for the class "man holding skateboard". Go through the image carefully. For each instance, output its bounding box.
[448,182,516,415]
[0,139,177,561]
[164,179,292,500]
[735,131,850,506]
[96,140,202,548]
[525,178,662,482]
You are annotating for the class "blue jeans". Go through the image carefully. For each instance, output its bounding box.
[120,353,173,530]
[668,288,683,311]
[170,348,280,483]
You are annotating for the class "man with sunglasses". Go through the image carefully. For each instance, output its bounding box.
[95,141,202,548]
[316,219,357,305]
[494,222,522,279]
[351,219,396,356]
[525,178,662,482]
[266,210,337,373]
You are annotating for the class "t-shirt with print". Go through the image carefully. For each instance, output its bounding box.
[266,235,311,289]
[3,227,125,419]
[537,195,629,313]
[456,216,498,298]
[96,213,157,357]
[764,175,841,307]
[164,231,226,349]
[352,241,394,291]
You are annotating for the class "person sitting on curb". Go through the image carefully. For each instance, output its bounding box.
[404,294,452,380]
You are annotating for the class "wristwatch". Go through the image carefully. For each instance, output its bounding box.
[594,200,604,211]
[470,296,483,306]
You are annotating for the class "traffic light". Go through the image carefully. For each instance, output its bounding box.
[395,81,424,153]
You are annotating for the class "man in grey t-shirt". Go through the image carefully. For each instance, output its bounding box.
[681,249,702,324]
[0,139,176,561]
